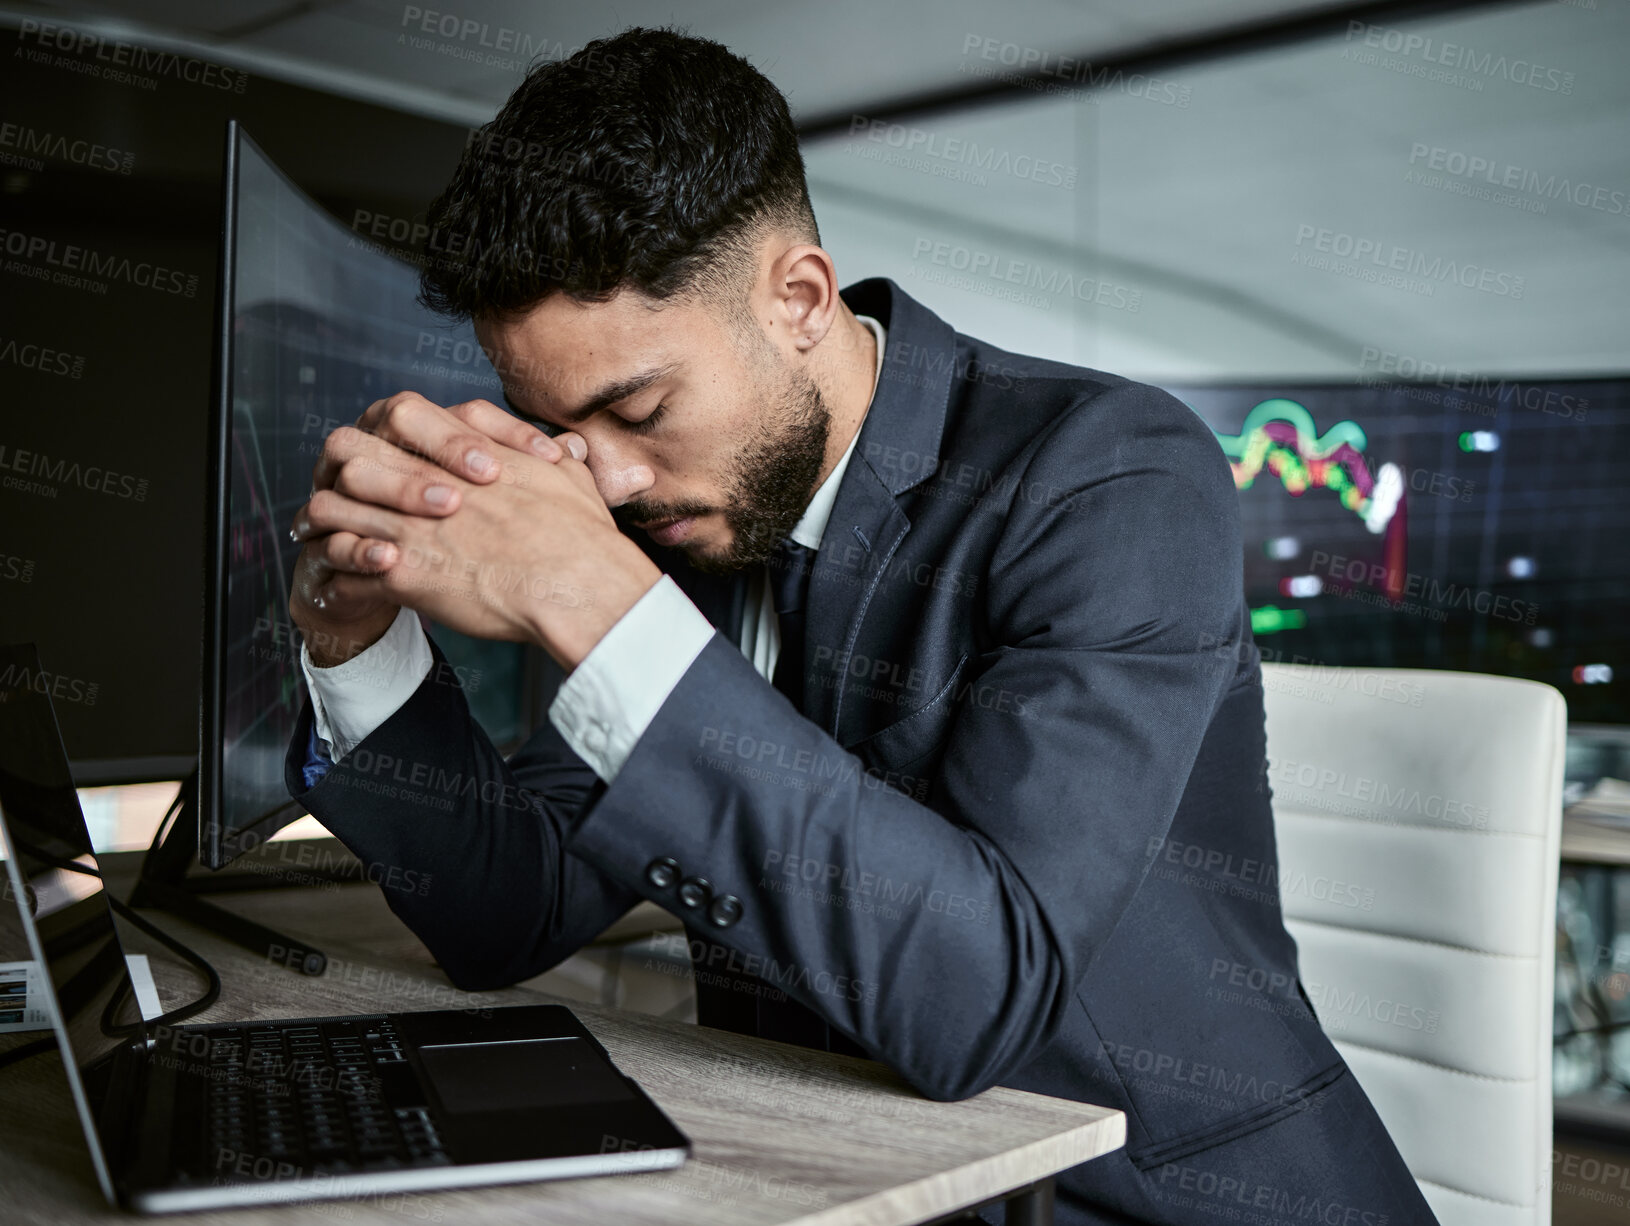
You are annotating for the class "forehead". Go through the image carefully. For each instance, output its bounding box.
[475,289,723,409]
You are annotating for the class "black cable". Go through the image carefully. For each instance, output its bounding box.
[106,893,221,1027]
[0,844,222,1074]
[145,783,187,856]
[0,1036,57,1072]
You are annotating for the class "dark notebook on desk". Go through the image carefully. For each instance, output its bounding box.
[0,642,690,1213]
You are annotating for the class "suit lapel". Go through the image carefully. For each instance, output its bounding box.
[635,278,958,747]
[801,279,957,747]
[802,466,909,744]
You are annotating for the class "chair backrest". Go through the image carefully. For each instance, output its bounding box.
[1260,662,1565,1226]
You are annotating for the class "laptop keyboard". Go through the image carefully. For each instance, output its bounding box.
[196,1017,449,1175]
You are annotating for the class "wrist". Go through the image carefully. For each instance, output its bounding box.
[298,605,401,668]
[529,537,663,672]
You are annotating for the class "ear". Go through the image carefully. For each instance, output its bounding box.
[761,243,840,354]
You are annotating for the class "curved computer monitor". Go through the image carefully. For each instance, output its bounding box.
[201,122,531,869]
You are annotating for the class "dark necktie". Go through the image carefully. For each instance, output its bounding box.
[765,538,815,713]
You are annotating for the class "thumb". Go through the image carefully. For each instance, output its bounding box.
[553,430,588,461]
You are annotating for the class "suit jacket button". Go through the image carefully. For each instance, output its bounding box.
[677,876,712,910]
[645,858,680,890]
[707,895,743,928]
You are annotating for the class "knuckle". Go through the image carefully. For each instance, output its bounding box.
[327,424,365,452]
[383,393,422,430]
[307,488,340,522]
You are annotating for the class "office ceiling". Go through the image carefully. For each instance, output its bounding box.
[798,0,1630,378]
[0,0,1372,125]
[2,0,1620,379]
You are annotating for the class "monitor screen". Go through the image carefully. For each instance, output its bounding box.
[203,124,530,868]
[1164,376,1629,724]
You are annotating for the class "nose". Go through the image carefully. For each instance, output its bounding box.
[580,439,656,510]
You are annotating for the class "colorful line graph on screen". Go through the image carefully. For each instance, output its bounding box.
[1212,398,1408,603]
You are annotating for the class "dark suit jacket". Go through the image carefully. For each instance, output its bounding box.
[285,277,1436,1225]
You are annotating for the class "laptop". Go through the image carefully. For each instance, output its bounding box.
[0,643,690,1213]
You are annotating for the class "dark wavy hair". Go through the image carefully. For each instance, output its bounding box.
[417,26,820,323]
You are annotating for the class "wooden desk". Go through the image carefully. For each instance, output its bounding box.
[1,867,1124,1226]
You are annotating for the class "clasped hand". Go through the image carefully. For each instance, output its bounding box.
[288,391,660,671]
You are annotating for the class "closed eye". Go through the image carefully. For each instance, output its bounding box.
[622,403,667,436]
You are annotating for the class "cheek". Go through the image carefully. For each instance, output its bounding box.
[663,415,740,479]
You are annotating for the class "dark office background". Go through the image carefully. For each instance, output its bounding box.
[0,38,472,776]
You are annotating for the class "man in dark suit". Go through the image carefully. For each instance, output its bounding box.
[282,26,1438,1226]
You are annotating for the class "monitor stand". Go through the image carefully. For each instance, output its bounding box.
[127,772,361,977]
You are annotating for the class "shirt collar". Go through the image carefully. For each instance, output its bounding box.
[787,313,886,552]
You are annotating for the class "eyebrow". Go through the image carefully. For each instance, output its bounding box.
[506,362,680,428]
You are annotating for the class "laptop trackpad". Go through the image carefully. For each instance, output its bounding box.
[417,1037,636,1115]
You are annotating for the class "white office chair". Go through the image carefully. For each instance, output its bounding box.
[1260,663,1565,1226]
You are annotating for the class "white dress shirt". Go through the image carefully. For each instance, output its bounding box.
[302,314,887,779]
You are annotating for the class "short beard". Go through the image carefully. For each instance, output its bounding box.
[686,361,831,576]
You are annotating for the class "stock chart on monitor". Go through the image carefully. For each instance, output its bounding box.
[216,129,527,860]
[1164,376,1629,724]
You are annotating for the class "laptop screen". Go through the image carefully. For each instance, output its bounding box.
[0,641,143,1199]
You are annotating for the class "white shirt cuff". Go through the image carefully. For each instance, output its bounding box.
[549,573,716,783]
[301,605,434,762]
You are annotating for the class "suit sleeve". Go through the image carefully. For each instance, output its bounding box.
[556,381,1247,1101]
[283,636,644,988]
